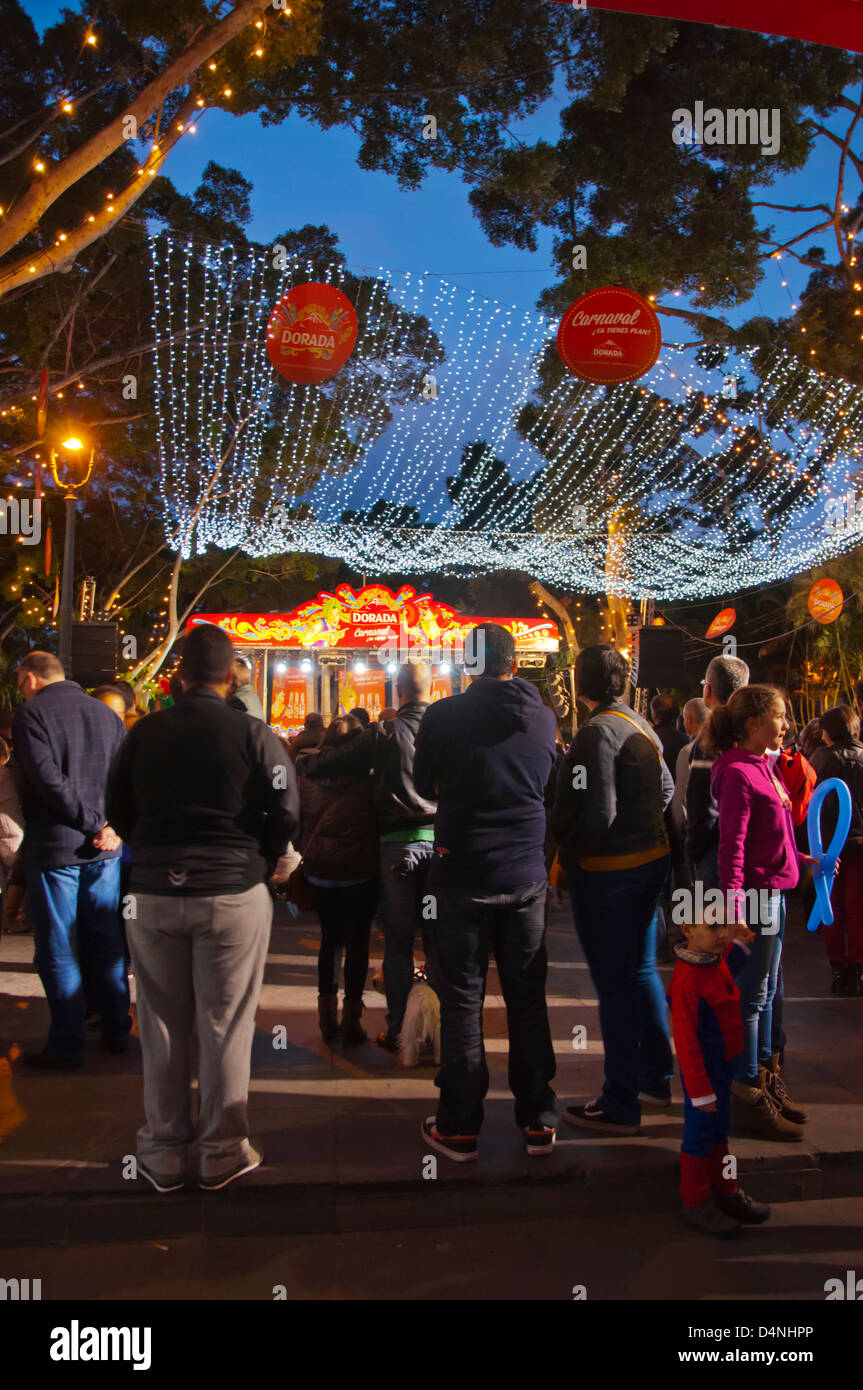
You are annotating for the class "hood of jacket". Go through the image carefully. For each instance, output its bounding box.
[464,676,545,735]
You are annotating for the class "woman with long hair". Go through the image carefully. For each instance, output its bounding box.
[296,718,379,1045]
[704,685,808,1141]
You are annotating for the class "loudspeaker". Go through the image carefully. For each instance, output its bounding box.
[71,621,118,687]
[637,626,684,688]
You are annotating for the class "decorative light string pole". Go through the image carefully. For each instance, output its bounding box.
[49,434,94,674]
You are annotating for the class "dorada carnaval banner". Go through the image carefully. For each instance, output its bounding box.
[189,584,560,654]
[549,1,863,55]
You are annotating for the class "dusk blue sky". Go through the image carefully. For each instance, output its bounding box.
[24,0,841,334]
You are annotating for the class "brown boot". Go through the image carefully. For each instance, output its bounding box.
[317,994,339,1043]
[731,1080,805,1142]
[340,998,367,1047]
[761,1055,808,1126]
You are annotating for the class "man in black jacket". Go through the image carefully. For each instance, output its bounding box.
[305,660,436,1050]
[13,651,128,1068]
[106,624,299,1193]
[412,624,558,1162]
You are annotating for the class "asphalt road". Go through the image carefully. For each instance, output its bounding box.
[4,1194,863,1303]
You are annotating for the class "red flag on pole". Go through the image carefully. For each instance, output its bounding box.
[34,462,43,500]
[44,521,52,577]
[36,368,48,439]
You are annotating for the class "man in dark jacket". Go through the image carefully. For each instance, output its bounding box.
[552,645,675,1134]
[412,624,558,1162]
[106,624,299,1193]
[13,650,128,1068]
[305,661,436,1050]
[649,695,689,775]
[685,654,750,887]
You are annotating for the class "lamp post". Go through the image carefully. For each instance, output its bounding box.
[50,434,94,675]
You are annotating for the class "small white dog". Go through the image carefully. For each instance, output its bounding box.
[398,978,441,1067]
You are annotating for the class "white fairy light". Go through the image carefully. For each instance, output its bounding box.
[148,234,863,600]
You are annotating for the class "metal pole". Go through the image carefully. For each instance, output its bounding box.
[58,493,76,675]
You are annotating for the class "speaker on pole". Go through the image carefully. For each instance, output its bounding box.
[70,621,118,687]
[637,626,684,688]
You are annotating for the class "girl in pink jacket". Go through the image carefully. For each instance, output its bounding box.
[705,685,809,1142]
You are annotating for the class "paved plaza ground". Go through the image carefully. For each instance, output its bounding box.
[0,894,861,1254]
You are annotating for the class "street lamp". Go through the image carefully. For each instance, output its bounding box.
[49,432,94,675]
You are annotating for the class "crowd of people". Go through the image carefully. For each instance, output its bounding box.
[1,623,862,1237]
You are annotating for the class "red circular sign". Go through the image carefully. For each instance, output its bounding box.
[557,287,662,385]
[266,282,358,385]
[808,578,843,625]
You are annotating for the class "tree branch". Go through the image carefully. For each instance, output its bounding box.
[0,0,268,262]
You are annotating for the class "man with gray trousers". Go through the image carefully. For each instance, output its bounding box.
[106,624,299,1193]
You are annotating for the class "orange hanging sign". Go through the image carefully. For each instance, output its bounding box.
[705,607,736,639]
[808,578,844,625]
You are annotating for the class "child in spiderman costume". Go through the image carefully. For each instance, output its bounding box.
[669,910,773,1237]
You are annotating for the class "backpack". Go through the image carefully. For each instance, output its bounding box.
[775,748,817,828]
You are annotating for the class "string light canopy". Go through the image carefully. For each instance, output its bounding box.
[149,234,863,601]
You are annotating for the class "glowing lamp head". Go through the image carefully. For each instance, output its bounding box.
[61,436,85,451]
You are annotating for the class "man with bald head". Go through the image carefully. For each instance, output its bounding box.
[305,660,437,1049]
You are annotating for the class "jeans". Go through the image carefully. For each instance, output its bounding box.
[729,892,785,1084]
[376,840,434,1034]
[27,858,129,1058]
[568,854,673,1125]
[426,878,557,1135]
[126,883,272,1181]
[315,880,377,1001]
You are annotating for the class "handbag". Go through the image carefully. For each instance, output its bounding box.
[283,806,335,910]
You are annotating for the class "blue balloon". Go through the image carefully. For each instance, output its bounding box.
[806,777,853,932]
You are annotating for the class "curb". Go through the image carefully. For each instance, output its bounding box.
[3,1148,863,1247]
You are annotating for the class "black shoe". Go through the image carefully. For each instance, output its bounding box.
[524,1125,557,1156]
[564,1099,640,1135]
[680,1192,740,1238]
[376,1029,399,1054]
[421,1116,478,1163]
[22,1046,84,1070]
[715,1185,771,1224]
[101,1036,129,1055]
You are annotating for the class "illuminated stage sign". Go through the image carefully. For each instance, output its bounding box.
[189,585,560,654]
[549,1,863,54]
